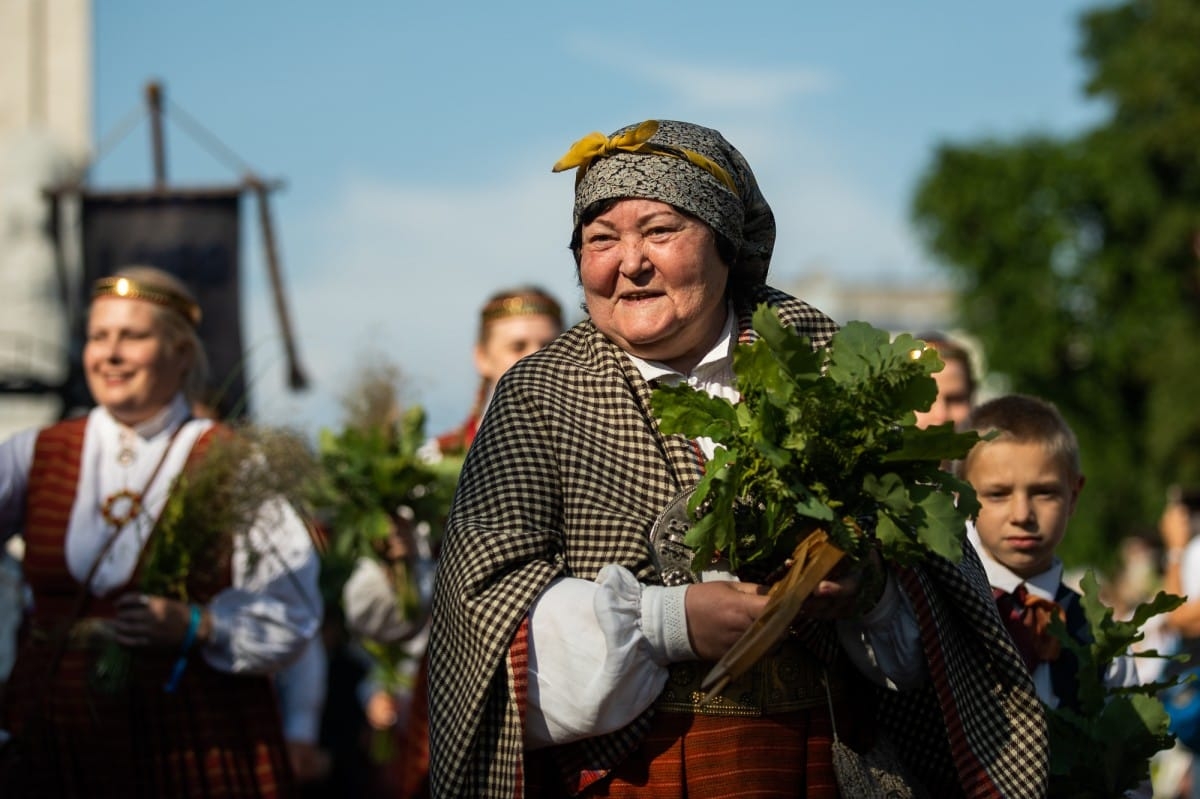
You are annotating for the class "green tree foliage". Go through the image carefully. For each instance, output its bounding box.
[911,0,1200,568]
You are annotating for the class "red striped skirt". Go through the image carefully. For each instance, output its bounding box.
[529,708,844,799]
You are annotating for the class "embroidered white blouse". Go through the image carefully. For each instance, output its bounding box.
[0,394,321,675]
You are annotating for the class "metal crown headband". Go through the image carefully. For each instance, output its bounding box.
[93,276,203,327]
[552,119,739,195]
[481,294,563,326]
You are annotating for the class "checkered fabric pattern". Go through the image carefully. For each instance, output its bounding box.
[428,284,1047,798]
[882,545,1049,797]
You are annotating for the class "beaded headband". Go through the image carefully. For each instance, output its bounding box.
[93,276,203,327]
[480,294,563,326]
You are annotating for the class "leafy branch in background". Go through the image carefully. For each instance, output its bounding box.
[652,307,984,575]
[306,360,461,764]
[1045,570,1183,798]
[307,359,457,621]
[310,404,455,624]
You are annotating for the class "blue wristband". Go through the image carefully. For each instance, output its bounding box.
[164,604,202,693]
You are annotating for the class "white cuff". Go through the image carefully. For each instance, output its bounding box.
[640,584,695,664]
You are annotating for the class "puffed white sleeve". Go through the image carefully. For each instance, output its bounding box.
[523,565,694,749]
[201,497,323,674]
[342,556,428,645]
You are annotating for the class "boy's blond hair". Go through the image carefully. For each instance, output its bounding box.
[957,394,1082,481]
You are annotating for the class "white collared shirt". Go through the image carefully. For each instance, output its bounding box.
[968,524,1140,706]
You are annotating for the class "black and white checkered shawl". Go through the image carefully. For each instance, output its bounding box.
[428,284,1047,798]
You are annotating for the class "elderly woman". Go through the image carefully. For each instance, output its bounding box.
[0,266,321,797]
[429,121,1047,798]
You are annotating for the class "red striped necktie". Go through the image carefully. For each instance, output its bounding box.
[993,583,1064,671]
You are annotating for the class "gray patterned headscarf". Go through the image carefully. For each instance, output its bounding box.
[553,119,776,286]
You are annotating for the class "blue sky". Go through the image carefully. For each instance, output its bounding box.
[92,2,1105,437]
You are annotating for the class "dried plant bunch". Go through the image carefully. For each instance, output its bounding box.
[140,425,319,598]
[94,424,318,694]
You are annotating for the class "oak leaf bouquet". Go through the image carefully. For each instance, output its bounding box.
[311,405,454,629]
[650,307,984,689]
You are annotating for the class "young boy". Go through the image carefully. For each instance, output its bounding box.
[958,394,1140,709]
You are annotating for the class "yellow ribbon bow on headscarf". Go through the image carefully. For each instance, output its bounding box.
[552,119,739,195]
[552,120,661,175]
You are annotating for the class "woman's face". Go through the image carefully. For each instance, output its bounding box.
[84,296,190,425]
[579,198,729,373]
[913,357,973,430]
[474,313,562,385]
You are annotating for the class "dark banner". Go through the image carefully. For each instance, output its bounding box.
[73,189,249,419]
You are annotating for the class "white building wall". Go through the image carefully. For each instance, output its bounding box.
[0,0,92,441]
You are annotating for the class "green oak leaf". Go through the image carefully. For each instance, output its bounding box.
[651,306,978,573]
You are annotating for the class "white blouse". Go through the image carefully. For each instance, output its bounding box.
[0,394,321,675]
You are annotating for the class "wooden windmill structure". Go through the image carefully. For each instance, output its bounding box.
[46,81,308,420]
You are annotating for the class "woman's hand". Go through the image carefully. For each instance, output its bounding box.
[683,580,768,661]
[800,548,886,620]
[1161,501,1192,553]
[365,689,400,730]
[111,593,208,649]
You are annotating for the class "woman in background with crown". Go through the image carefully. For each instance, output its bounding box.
[346,284,564,798]
[0,265,321,797]
[428,285,565,459]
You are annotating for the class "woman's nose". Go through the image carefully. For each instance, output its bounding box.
[99,337,124,362]
[617,238,651,278]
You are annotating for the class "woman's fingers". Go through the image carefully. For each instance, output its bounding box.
[110,592,190,648]
[801,567,866,619]
[684,581,770,660]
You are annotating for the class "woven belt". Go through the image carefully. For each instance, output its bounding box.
[656,637,845,717]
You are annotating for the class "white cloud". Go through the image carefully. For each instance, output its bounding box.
[244,162,586,438]
[641,63,834,110]
[566,35,834,111]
